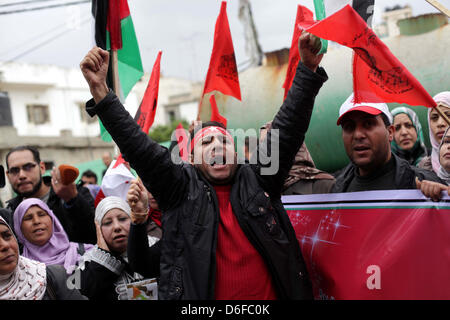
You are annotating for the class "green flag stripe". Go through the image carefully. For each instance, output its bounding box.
[100,15,143,142]
[313,0,328,54]
[99,118,113,142]
[117,15,144,98]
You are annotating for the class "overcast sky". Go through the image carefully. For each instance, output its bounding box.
[0,0,445,81]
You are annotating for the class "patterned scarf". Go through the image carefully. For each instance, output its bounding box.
[0,217,47,300]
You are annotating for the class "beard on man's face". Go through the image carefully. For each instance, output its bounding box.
[13,175,43,198]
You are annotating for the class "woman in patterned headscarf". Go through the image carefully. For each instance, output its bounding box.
[390,106,428,166]
[0,216,86,300]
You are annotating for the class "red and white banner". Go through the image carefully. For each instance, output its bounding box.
[283,190,450,299]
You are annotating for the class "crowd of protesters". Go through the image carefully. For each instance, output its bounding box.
[0,32,449,300]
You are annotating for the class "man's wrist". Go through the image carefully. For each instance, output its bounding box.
[302,62,318,73]
[63,196,77,207]
[131,209,149,224]
[62,190,78,205]
[91,82,109,104]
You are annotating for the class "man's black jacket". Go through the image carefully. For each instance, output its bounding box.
[5,176,96,244]
[86,62,328,300]
[331,153,445,193]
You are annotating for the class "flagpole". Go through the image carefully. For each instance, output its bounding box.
[425,0,450,17]
[111,49,120,95]
[424,0,450,125]
[111,49,120,158]
[196,97,203,121]
[434,104,450,127]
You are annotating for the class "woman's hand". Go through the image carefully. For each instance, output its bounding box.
[127,179,149,225]
[95,220,110,251]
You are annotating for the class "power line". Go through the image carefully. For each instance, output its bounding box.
[5,16,91,62]
[0,18,78,57]
[0,0,60,8]
[0,0,90,15]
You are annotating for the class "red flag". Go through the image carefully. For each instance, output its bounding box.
[209,94,228,127]
[282,5,314,100]
[114,51,162,168]
[94,188,105,207]
[135,50,162,133]
[202,1,241,101]
[175,122,189,162]
[299,5,436,108]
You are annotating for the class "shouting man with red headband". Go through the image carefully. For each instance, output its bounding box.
[80,33,326,300]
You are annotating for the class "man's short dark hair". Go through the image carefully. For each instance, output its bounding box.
[380,113,391,127]
[82,169,98,184]
[5,145,41,169]
[0,165,4,188]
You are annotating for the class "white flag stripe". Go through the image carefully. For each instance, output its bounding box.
[324,0,352,16]
[101,159,136,202]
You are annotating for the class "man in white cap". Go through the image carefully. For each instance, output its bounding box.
[332,94,444,197]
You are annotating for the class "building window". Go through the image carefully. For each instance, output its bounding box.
[168,111,175,122]
[26,104,50,125]
[78,103,97,124]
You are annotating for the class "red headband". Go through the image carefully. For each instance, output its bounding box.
[190,126,233,153]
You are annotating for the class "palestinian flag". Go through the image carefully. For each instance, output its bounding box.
[91,0,144,142]
[313,0,375,54]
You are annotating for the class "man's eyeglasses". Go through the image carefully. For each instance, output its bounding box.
[7,163,38,176]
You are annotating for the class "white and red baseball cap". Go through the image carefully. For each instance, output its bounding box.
[337,94,392,125]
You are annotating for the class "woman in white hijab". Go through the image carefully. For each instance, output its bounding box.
[437,127,450,185]
[76,196,158,300]
[0,216,86,300]
[419,91,450,172]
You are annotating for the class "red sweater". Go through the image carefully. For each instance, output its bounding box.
[213,185,277,300]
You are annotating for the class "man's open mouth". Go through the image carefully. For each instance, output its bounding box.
[209,155,227,166]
